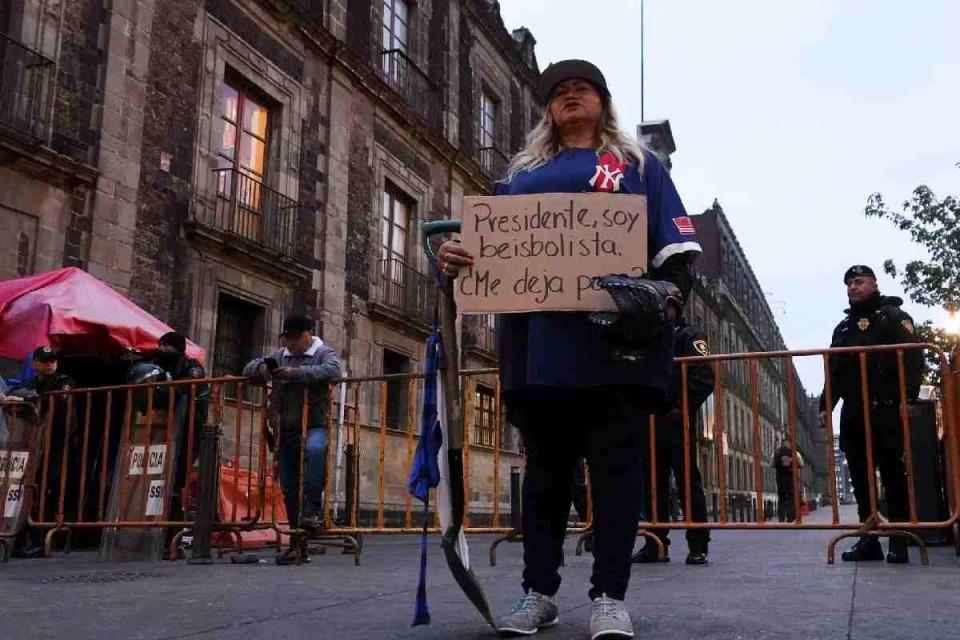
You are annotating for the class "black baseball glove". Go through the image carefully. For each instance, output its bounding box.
[589,275,683,346]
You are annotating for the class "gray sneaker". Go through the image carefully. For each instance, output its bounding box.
[497,591,559,636]
[589,594,634,639]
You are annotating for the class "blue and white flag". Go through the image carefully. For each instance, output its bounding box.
[406,329,473,625]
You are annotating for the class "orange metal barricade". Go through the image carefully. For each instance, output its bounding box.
[11,341,957,567]
[20,377,276,558]
[313,369,522,538]
[197,342,960,567]
[615,342,960,566]
[308,343,959,567]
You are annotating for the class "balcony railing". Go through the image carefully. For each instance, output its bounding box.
[193,168,299,258]
[463,314,497,355]
[374,48,442,128]
[288,0,326,17]
[0,33,55,141]
[374,258,436,327]
[478,146,509,180]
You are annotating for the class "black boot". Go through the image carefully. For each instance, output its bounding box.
[685,543,708,565]
[886,538,909,564]
[632,541,669,563]
[276,536,311,565]
[841,536,883,562]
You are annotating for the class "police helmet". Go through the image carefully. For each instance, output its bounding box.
[127,362,170,386]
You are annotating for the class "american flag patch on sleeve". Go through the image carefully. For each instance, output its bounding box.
[673,216,696,235]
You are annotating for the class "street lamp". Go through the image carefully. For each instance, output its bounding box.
[944,310,960,336]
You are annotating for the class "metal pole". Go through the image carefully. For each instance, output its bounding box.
[188,423,220,565]
[332,380,347,522]
[640,0,645,122]
[510,466,521,531]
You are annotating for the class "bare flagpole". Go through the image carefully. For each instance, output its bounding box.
[641,0,645,122]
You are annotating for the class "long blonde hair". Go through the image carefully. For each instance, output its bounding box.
[503,99,646,183]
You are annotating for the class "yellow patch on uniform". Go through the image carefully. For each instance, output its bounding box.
[901,319,914,333]
[857,318,870,331]
[693,340,709,356]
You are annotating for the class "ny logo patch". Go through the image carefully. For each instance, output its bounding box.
[589,152,626,192]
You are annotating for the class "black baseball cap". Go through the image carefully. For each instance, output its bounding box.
[538,59,610,105]
[280,315,314,337]
[843,265,876,284]
[33,346,58,362]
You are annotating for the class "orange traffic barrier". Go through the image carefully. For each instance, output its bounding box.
[9,341,956,567]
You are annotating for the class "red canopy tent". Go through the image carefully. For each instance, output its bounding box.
[0,267,204,362]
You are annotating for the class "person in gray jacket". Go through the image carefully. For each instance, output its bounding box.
[244,315,342,563]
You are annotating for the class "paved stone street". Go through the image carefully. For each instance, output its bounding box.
[1,506,957,640]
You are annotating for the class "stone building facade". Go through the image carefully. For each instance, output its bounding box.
[686,199,829,519]
[0,0,541,524]
[640,122,830,520]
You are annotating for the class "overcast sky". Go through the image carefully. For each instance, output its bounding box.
[499,0,960,392]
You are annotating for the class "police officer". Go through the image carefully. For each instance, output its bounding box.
[11,347,75,399]
[152,331,209,428]
[10,346,75,557]
[153,332,205,385]
[151,331,209,519]
[771,436,804,522]
[633,320,714,565]
[818,265,922,564]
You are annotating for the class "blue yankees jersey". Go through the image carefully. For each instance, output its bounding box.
[493,147,702,392]
[495,147,701,268]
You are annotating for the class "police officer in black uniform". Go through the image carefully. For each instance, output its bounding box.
[633,320,714,565]
[153,333,205,384]
[10,346,75,557]
[819,265,922,564]
[771,436,803,522]
[11,347,75,399]
[151,331,209,519]
[152,331,209,421]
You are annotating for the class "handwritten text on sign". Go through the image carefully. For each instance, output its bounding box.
[455,193,648,313]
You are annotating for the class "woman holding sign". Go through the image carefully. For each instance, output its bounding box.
[438,59,701,639]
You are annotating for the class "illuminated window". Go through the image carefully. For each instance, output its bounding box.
[473,385,496,447]
[217,80,270,209]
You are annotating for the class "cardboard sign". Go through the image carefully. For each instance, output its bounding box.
[455,193,648,313]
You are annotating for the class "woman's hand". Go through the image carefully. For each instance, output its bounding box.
[437,240,475,278]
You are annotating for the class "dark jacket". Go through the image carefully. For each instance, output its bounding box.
[818,293,922,415]
[153,353,208,399]
[154,352,205,383]
[153,352,210,425]
[665,322,715,420]
[244,337,343,432]
[10,372,75,402]
[771,445,800,477]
